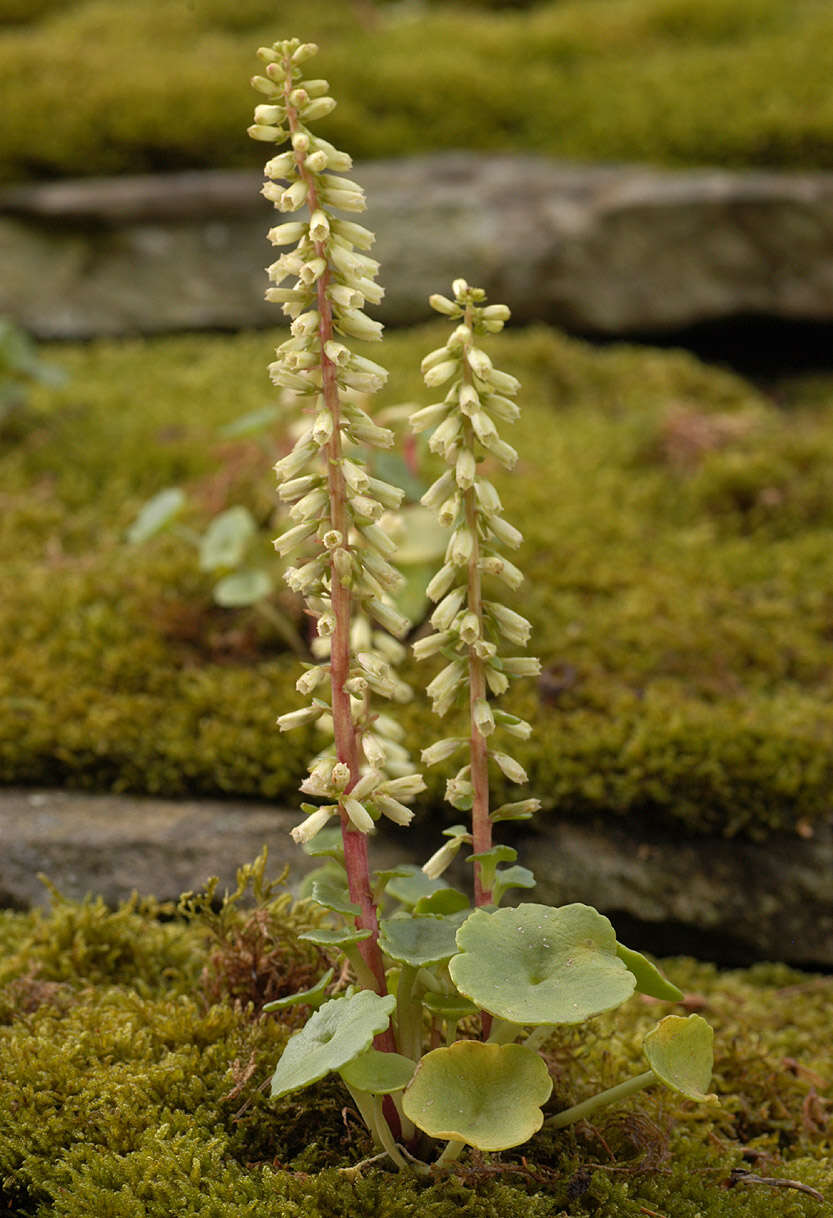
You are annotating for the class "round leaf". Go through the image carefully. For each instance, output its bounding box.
[403,1042,553,1150]
[213,568,272,607]
[340,1049,416,1095]
[126,487,186,543]
[643,1014,717,1103]
[449,903,635,1026]
[617,942,683,1003]
[310,874,361,918]
[422,992,478,1020]
[270,990,396,1100]
[379,912,469,967]
[199,505,256,571]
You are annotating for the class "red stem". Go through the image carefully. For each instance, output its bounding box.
[282,67,393,1032]
[461,308,492,907]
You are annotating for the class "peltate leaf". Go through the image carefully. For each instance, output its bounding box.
[449,903,635,1026]
[270,990,396,1100]
[199,505,256,571]
[213,568,272,607]
[492,865,536,905]
[298,927,371,948]
[643,1014,717,1103]
[126,487,186,543]
[310,875,361,918]
[617,942,683,1002]
[340,1048,416,1095]
[379,911,469,967]
[403,1041,552,1150]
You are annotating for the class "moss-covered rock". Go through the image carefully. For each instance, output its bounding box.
[3,326,833,839]
[0,880,830,1216]
[1,0,833,182]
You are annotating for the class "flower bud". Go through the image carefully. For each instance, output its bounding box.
[302,96,337,121]
[291,42,319,63]
[344,797,374,833]
[488,515,523,549]
[374,795,414,826]
[425,563,458,602]
[491,751,528,785]
[429,294,462,317]
[420,470,455,510]
[423,359,458,389]
[276,705,320,732]
[267,222,306,246]
[421,737,465,767]
[502,656,542,677]
[473,698,495,737]
[455,448,476,490]
[491,799,541,823]
[296,665,327,696]
[430,587,466,631]
[484,602,532,645]
[290,807,332,845]
[422,837,465,879]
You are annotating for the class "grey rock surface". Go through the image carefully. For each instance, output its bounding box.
[2,788,831,968]
[3,156,833,338]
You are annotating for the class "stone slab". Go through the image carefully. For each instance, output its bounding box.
[2,787,830,968]
[4,156,833,339]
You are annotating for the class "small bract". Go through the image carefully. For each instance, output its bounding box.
[403,1041,552,1150]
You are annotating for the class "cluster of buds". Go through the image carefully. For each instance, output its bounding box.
[249,39,424,847]
[410,281,541,899]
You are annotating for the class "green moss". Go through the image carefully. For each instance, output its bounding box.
[4,326,833,838]
[0,889,830,1216]
[1,0,833,181]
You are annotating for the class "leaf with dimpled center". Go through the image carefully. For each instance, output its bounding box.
[643,1014,718,1103]
[449,903,635,1025]
[403,1042,553,1150]
[379,911,469,967]
[270,990,396,1100]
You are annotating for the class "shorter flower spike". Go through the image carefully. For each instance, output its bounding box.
[411,281,539,907]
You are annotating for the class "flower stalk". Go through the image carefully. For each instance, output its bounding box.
[412,282,541,906]
[250,39,423,1019]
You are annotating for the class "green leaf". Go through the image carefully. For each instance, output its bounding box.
[218,404,281,437]
[262,968,334,1012]
[643,1014,717,1103]
[422,992,478,1020]
[270,990,396,1100]
[617,943,683,1003]
[379,911,469,967]
[385,865,448,907]
[403,1042,552,1150]
[310,875,361,918]
[413,888,470,916]
[492,865,536,906]
[394,505,449,564]
[298,927,372,948]
[302,827,345,859]
[449,903,635,1026]
[199,505,256,571]
[339,1049,416,1095]
[126,487,186,543]
[213,568,272,607]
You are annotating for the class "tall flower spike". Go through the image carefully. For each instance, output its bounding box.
[412,282,541,906]
[250,39,423,1004]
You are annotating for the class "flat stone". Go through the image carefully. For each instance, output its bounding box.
[2,788,831,968]
[4,156,833,338]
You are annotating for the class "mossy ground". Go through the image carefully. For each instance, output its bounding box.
[1,0,833,182]
[4,325,833,839]
[0,866,831,1217]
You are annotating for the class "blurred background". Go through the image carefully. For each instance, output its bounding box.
[2,0,833,971]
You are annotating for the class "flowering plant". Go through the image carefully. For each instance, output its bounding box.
[249,38,716,1171]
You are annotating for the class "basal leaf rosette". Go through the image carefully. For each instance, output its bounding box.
[449,903,635,1025]
[403,1042,552,1150]
[643,1014,718,1103]
[270,990,395,1100]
